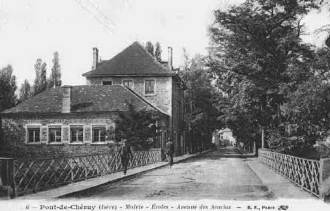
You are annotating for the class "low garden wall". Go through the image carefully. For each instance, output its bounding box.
[258,149,330,199]
[0,148,162,198]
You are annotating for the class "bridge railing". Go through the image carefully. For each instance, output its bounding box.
[0,148,162,198]
[258,149,330,199]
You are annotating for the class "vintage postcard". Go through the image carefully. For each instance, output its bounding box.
[0,0,330,210]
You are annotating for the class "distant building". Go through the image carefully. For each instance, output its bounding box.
[213,128,236,147]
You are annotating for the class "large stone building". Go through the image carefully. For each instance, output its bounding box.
[83,42,186,155]
[0,42,186,158]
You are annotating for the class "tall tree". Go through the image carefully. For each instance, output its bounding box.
[0,65,17,111]
[155,42,162,62]
[145,41,154,56]
[209,0,320,147]
[179,54,221,152]
[18,79,31,103]
[115,103,160,149]
[283,47,330,140]
[33,59,47,95]
[48,52,62,88]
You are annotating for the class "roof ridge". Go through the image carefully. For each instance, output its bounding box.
[134,41,171,73]
[82,41,172,77]
[1,84,169,115]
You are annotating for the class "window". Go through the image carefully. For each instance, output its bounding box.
[27,127,40,143]
[145,80,155,95]
[49,126,62,143]
[102,81,112,85]
[70,125,83,143]
[92,126,106,143]
[123,80,133,89]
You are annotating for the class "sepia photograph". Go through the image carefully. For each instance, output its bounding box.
[0,0,330,210]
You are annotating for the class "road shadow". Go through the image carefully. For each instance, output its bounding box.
[180,149,256,163]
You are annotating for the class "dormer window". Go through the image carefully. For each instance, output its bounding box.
[145,79,155,95]
[102,81,112,85]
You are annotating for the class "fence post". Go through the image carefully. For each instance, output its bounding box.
[319,158,330,200]
[253,141,257,156]
[0,158,16,198]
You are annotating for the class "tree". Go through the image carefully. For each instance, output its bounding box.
[48,52,62,88]
[33,59,47,95]
[18,79,31,103]
[179,54,221,152]
[115,103,160,149]
[0,65,17,111]
[285,78,330,139]
[283,47,330,140]
[155,42,162,62]
[145,41,154,56]
[209,0,320,148]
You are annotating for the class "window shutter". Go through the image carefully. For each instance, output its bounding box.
[84,125,92,143]
[41,126,48,143]
[62,126,70,143]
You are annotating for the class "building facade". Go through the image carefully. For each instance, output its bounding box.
[83,42,186,155]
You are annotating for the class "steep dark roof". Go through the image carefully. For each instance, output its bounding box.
[83,42,176,77]
[2,85,167,115]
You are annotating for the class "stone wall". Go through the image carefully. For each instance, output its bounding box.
[1,111,168,159]
[86,76,186,156]
[0,113,118,159]
[87,76,172,115]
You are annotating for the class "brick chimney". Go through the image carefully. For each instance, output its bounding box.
[168,47,173,71]
[92,47,99,70]
[62,86,72,113]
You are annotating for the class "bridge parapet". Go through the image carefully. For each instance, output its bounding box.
[258,149,330,200]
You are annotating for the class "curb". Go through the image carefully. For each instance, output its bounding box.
[246,158,317,200]
[58,163,168,198]
[59,150,212,198]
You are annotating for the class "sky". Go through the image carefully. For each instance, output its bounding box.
[0,0,329,87]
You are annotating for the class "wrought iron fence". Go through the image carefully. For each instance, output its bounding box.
[258,149,320,197]
[0,148,161,197]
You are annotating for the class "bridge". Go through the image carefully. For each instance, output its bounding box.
[63,147,314,200]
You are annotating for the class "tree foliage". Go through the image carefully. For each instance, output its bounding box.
[209,0,323,150]
[18,79,32,103]
[33,59,47,95]
[155,42,162,62]
[145,41,155,56]
[285,80,330,140]
[179,54,221,150]
[48,52,62,88]
[0,65,17,111]
[115,103,160,149]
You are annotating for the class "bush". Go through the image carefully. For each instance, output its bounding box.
[267,129,320,159]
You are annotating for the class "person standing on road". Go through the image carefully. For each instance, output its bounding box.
[166,138,175,167]
[119,139,133,175]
